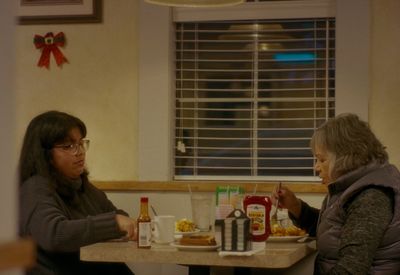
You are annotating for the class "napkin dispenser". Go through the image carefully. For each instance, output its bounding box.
[221,209,251,252]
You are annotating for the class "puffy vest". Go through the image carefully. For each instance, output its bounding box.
[315,162,400,274]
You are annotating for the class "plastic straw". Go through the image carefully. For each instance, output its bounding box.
[150,205,158,216]
[188,183,192,195]
[253,183,258,195]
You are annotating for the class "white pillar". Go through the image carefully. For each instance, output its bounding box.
[0,1,20,275]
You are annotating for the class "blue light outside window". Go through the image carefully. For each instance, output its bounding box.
[273,52,316,63]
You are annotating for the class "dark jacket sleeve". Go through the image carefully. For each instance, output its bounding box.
[20,176,125,252]
[289,200,320,237]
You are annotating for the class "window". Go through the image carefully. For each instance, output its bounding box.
[174,18,335,180]
[138,0,370,182]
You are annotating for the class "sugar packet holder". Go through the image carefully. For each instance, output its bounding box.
[215,185,244,220]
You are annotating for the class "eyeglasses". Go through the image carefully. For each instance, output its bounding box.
[53,139,90,155]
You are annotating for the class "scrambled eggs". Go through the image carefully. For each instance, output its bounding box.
[175,218,195,232]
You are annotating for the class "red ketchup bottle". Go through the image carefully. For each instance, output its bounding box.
[243,195,272,242]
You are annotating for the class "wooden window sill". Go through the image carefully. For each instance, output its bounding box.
[92,181,327,193]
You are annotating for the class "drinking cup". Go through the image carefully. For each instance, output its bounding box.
[152,215,175,244]
[191,193,213,231]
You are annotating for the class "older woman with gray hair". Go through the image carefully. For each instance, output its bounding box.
[272,113,400,274]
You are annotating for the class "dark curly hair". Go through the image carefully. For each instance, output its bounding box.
[311,113,388,180]
[19,110,87,184]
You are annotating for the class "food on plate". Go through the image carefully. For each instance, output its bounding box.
[270,224,306,237]
[179,235,217,246]
[175,218,196,232]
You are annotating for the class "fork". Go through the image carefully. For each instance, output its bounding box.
[270,182,282,227]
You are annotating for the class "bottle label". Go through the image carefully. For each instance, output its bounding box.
[246,204,266,236]
[138,221,152,247]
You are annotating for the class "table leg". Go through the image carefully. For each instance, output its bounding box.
[188,265,210,275]
[233,267,252,275]
[210,267,253,275]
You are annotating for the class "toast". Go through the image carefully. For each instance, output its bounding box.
[179,235,217,246]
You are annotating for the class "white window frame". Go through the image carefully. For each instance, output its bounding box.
[138,0,370,181]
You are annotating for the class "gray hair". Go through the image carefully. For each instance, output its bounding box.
[310,113,388,180]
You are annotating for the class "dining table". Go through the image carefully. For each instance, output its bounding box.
[80,238,317,275]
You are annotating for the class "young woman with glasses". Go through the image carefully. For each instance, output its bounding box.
[19,110,135,275]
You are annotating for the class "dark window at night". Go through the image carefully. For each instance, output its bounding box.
[174,18,335,179]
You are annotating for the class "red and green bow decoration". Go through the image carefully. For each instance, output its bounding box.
[34,32,68,69]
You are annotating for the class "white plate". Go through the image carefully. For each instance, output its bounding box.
[174,229,201,236]
[267,234,308,242]
[170,242,220,251]
[219,246,265,257]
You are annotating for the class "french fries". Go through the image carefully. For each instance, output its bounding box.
[270,224,306,237]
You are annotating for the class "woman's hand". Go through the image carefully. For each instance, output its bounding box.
[271,185,302,219]
[115,214,137,241]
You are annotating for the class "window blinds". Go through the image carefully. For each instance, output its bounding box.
[174,18,335,180]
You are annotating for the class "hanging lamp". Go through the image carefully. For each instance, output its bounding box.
[144,0,245,8]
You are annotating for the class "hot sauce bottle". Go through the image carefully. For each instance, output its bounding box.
[137,197,152,248]
[243,195,272,242]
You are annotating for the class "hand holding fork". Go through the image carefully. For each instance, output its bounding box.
[270,182,282,227]
[271,183,302,220]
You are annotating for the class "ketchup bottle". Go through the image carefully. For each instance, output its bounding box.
[243,195,272,242]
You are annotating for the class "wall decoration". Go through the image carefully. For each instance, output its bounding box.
[34,32,68,69]
[18,0,102,25]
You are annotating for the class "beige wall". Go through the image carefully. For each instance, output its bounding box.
[14,0,400,211]
[370,0,400,167]
[15,0,400,183]
[11,0,400,218]
[16,0,139,181]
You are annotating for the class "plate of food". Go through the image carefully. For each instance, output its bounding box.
[175,229,201,236]
[268,224,307,242]
[171,235,220,251]
[267,235,308,242]
[171,243,220,251]
[175,218,198,235]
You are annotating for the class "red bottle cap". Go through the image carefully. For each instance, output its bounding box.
[141,197,148,203]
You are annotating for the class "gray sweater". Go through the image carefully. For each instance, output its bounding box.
[19,175,133,275]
